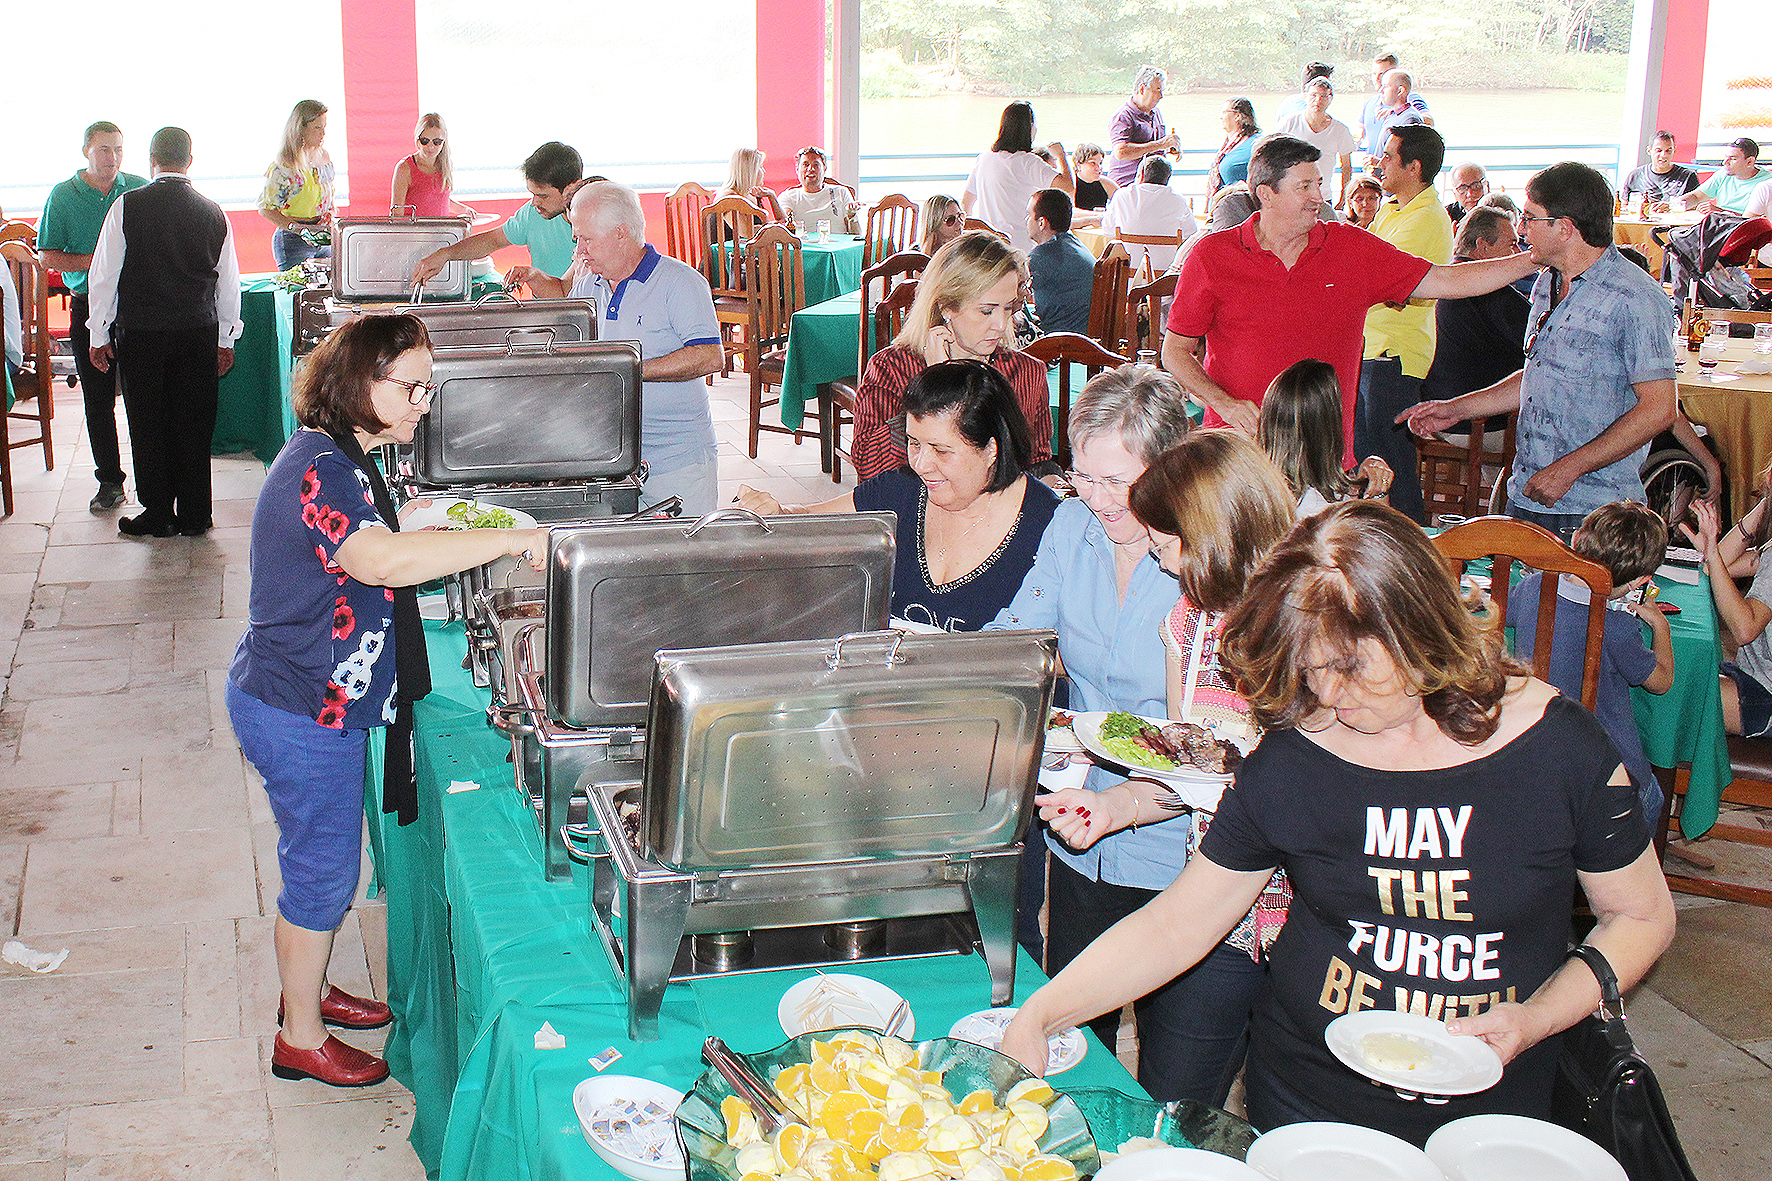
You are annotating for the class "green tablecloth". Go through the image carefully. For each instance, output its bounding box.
[801,234,865,306]
[1632,571,1731,838]
[374,620,1146,1181]
[211,276,295,463]
[779,291,862,429]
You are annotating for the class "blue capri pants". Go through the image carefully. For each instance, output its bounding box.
[226,679,369,932]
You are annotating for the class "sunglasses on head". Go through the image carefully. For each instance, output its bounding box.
[418,136,443,146]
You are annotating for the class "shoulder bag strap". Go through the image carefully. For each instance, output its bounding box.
[1567,943,1625,1021]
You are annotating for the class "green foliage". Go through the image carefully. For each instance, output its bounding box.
[860,0,1633,95]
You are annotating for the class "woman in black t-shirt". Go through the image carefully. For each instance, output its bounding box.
[1000,502,1676,1144]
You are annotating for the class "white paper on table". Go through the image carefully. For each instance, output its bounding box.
[447,780,480,793]
[1735,356,1772,375]
[1656,563,1701,585]
[2,940,70,973]
[534,1021,566,1050]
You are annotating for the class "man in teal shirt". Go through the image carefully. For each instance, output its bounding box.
[409,141,582,290]
[1681,137,1769,214]
[37,121,147,510]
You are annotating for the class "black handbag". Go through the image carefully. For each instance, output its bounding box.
[1549,944,1698,1181]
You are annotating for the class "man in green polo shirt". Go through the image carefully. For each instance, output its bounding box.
[38,121,148,511]
[408,141,582,291]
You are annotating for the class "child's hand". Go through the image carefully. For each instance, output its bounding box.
[1684,500,1722,554]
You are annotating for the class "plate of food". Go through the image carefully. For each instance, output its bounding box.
[1070,711,1248,787]
[1324,1010,1503,1096]
[1044,709,1086,755]
[778,973,913,1039]
[1424,1113,1626,1181]
[572,1074,687,1181]
[401,497,538,532]
[949,1007,1087,1074]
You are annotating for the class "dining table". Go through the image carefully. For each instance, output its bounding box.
[1677,337,1772,522]
[1613,209,1703,281]
[367,617,1183,1181]
[210,275,296,464]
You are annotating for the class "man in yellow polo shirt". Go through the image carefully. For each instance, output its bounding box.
[1356,124,1454,523]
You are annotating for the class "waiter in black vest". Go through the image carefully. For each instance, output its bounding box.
[86,126,242,538]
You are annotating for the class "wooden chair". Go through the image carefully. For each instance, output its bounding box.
[823,251,928,482]
[962,218,1007,241]
[1087,243,1134,358]
[1745,267,1772,293]
[1416,413,1517,522]
[1112,229,1183,282]
[1664,740,1772,907]
[1700,307,1772,326]
[702,195,766,377]
[862,194,920,271]
[663,181,714,272]
[741,225,813,458]
[1431,516,1610,709]
[1023,332,1127,470]
[3,233,55,517]
[1125,272,1176,360]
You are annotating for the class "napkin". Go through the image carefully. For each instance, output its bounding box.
[1736,356,1772,375]
[446,780,479,793]
[2,940,69,974]
[534,1020,566,1050]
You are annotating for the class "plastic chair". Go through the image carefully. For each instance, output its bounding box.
[823,251,927,482]
[1087,243,1133,358]
[702,195,767,377]
[1023,332,1127,470]
[862,194,920,271]
[1415,413,1517,522]
[663,181,714,272]
[741,225,812,458]
[1125,272,1176,360]
[1431,516,1610,709]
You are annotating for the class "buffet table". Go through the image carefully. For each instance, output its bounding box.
[372,620,1151,1180]
[211,276,296,463]
[1634,568,1732,837]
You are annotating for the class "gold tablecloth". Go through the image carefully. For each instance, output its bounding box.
[1614,210,1703,282]
[1678,339,1772,522]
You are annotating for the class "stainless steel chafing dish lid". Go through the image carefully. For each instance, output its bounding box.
[395,292,597,348]
[544,510,895,729]
[641,628,1058,872]
[332,215,472,302]
[413,339,642,486]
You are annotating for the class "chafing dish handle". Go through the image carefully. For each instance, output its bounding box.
[503,327,558,353]
[701,1037,802,1136]
[471,290,522,307]
[682,506,774,537]
[827,630,908,670]
[390,204,417,218]
[560,823,598,864]
[488,620,548,738]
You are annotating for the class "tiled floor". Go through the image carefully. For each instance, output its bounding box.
[1,373,1769,1179]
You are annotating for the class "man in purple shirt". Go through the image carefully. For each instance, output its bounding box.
[1106,65,1179,188]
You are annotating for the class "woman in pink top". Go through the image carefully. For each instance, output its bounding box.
[390,114,473,218]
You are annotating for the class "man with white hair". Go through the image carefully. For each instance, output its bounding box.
[526,182,722,514]
[1105,65,1179,188]
[1445,162,1488,223]
[1362,68,1432,160]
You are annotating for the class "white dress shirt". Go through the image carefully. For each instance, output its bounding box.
[1101,182,1198,272]
[85,174,243,348]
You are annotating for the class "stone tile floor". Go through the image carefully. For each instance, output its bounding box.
[1,374,1769,1178]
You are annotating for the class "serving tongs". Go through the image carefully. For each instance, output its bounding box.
[701,1036,805,1136]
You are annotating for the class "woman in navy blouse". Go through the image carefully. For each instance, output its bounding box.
[227,316,545,1088]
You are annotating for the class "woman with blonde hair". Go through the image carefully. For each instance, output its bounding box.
[259,99,335,270]
[851,231,1054,479]
[919,194,964,256]
[718,147,784,222]
[1004,501,1675,1143]
[390,113,473,219]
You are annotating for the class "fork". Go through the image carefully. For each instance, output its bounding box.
[1154,788,1192,813]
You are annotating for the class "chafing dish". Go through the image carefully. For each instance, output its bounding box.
[500,509,895,881]
[332,214,472,302]
[584,628,1059,1040]
[296,291,598,359]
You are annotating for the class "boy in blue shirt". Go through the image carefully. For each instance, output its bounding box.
[1508,502,1675,821]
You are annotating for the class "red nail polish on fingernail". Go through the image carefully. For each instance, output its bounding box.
[1054,807,1067,814]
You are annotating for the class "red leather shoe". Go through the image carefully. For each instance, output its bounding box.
[277,985,393,1030]
[271,1033,390,1087]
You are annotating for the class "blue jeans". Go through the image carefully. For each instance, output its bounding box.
[226,680,369,932]
[272,228,331,271]
[1505,500,1585,544]
[1355,356,1427,524]
[1046,858,1265,1105]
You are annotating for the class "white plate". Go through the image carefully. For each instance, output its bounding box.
[948,1007,1086,1074]
[1245,1121,1446,1181]
[1097,1146,1266,1180]
[1043,712,1087,754]
[778,973,914,1039]
[571,1074,686,1181]
[400,497,538,532]
[1070,711,1247,789]
[1325,1010,1504,1096]
[1425,1114,1625,1181]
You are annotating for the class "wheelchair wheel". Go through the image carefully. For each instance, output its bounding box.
[1641,450,1711,528]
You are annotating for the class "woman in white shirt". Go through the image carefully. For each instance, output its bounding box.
[779,146,856,232]
[1276,78,1357,210]
[964,101,1074,254]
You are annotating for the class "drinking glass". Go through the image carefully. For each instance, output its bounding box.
[816,220,831,243]
[1755,323,1772,355]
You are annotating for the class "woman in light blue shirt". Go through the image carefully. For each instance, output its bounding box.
[991,365,1258,1104]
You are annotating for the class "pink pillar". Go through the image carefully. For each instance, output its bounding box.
[340,0,422,216]
[1655,0,1710,161]
[756,0,827,192]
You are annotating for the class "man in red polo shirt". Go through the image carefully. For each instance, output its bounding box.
[1162,135,1536,455]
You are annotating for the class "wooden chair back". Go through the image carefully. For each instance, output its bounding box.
[1415,413,1517,521]
[862,194,920,270]
[822,257,926,483]
[857,251,928,375]
[1700,306,1772,325]
[743,225,807,357]
[702,195,766,299]
[1087,243,1134,357]
[962,218,1007,241]
[1125,272,1176,359]
[1023,331,1127,469]
[1745,267,1772,293]
[663,181,714,271]
[1113,229,1183,281]
[4,236,56,514]
[1432,516,1610,710]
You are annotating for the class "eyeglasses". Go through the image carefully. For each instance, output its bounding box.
[1519,215,1560,226]
[943,212,964,226]
[1063,470,1135,494]
[1454,182,1486,194]
[1523,303,1556,360]
[417,137,444,146]
[383,376,437,405]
